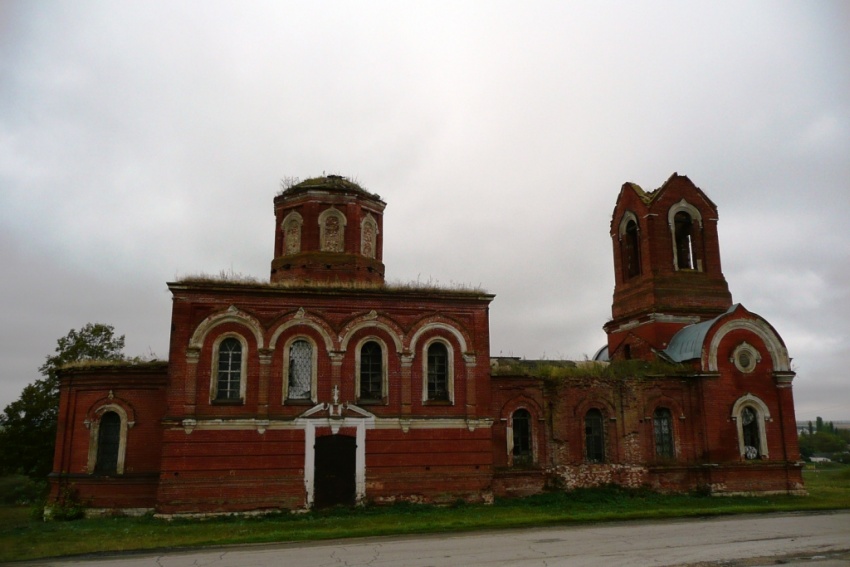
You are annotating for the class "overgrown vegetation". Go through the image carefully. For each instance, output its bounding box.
[175,271,489,295]
[799,417,850,463]
[491,358,694,380]
[2,467,848,563]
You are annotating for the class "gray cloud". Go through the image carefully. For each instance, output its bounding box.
[1,1,848,420]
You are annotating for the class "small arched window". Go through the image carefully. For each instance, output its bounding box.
[512,409,533,466]
[427,342,449,401]
[674,211,695,270]
[653,408,674,459]
[94,411,121,475]
[741,406,761,460]
[359,341,383,401]
[585,409,605,463]
[622,219,641,279]
[361,215,378,259]
[216,338,243,401]
[288,339,313,400]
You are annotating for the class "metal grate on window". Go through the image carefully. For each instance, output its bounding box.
[288,339,312,399]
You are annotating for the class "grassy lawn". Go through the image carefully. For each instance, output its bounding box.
[2,466,849,563]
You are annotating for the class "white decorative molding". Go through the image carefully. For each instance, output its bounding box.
[707,318,791,372]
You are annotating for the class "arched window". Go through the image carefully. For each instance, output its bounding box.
[94,411,121,475]
[512,409,533,466]
[427,342,449,401]
[741,406,761,460]
[359,341,383,401]
[215,337,243,401]
[585,409,605,462]
[674,211,695,270]
[288,339,313,400]
[653,407,674,459]
[622,219,641,279]
[732,395,770,460]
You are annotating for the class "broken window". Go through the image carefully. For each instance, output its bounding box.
[216,337,243,401]
[288,339,313,400]
[674,211,695,269]
[512,409,532,466]
[359,341,383,400]
[94,411,120,475]
[585,409,605,462]
[741,406,761,459]
[427,342,449,401]
[653,407,674,459]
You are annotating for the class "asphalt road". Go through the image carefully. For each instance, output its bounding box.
[17,510,850,567]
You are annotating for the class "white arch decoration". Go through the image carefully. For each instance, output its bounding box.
[408,321,470,354]
[705,318,791,372]
[339,316,404,353]
[188,306,264,350]
[268,313,336,352]
[730,393,771,459]
[617,210,639,237]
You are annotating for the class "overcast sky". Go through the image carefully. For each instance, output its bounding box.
[1,1,848,421]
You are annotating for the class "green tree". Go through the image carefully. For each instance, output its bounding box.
[0,324,125,478]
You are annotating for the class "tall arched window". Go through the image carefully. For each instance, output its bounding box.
[585,409,605,462]
[360,214,378,259]
[512,409,532,466]
[319,208,346,252]
[216,338,243,401]
[622,219,641,279]
[282,211,303,255]
[94,411,121,475]
[741,406,761,460]
[653,407,674,459]
[288,339,313,400]
[359,341,383,401]
[427,342,449,401]
[674,211,695,269]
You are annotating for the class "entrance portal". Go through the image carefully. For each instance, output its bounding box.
[313,434,356,508]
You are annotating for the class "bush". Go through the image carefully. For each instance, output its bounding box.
[0,475,47,506]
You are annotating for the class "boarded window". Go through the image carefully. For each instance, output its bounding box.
[653,408,674,459]
[216,338,242,400]
[585,409,605,462]
[427,342,449,401]
[512,409,532,466]
[94,411,120,475]
[288,339,312,399]
[359,341,383,400]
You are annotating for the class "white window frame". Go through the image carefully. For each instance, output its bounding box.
[209,333,248,403]
[731,394,771,460]
[281,210,303,255]
[283,335,318,403]
[318,207,347,252]
[86,405,130,475]
[421,338,454,404]
[668,199,703,271]
[355,336,388,403]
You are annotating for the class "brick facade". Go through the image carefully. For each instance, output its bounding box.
[49,174,803,515]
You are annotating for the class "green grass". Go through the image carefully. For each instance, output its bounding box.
[2,467,849,563]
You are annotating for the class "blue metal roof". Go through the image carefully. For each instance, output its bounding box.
[663,304,738,362]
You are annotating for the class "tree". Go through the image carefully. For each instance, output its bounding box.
[0,324,125,478]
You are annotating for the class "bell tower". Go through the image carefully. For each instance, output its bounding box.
[270,175,386,285]
[603,174,732,360]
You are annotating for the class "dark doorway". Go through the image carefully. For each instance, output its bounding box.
[314,434,356,508]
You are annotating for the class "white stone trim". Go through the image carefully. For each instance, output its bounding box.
[731,394,771,460]
[209,333,248,403]
[421,337,454,404]
[706,318,791,372]
[282,335,319,403]
[188,306,264,350]
[318,207,347,252]
[268,314,336,353]
[360,213,379,259]
[354,336,389,403]
[668,198,703,271]
[409,321,469,353]
[86,404,130,475]
[281,210,303,255]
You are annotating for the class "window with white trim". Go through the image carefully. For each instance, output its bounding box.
[425,341,451,402]
[732,395,770,460]
[94,411,121,475]
[215,337,243,401]
[358,340,384,402]
[287,339,314,400]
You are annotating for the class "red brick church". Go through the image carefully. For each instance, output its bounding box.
[49,174,804,515]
